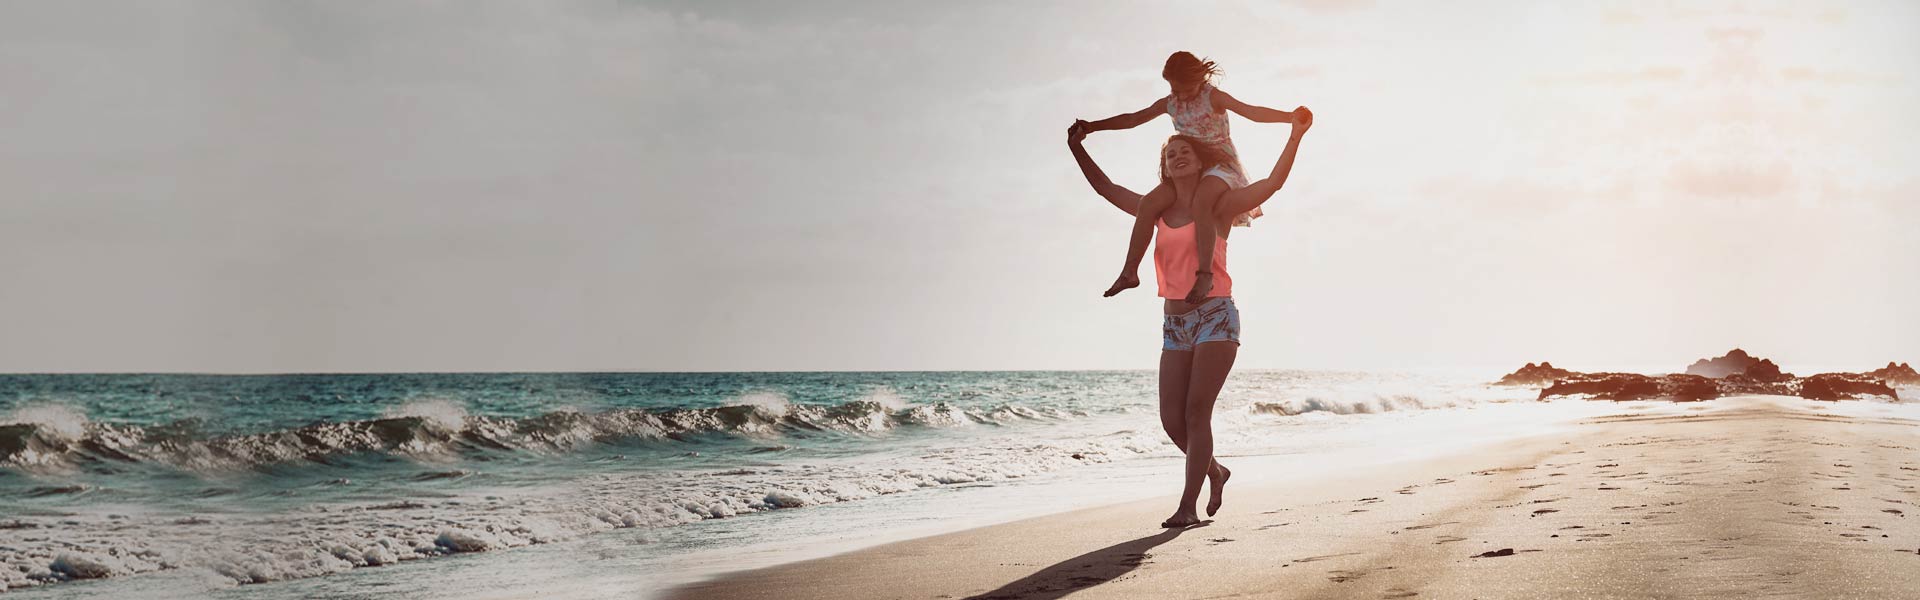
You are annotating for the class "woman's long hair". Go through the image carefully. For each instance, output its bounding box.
[1159,134,1231,186]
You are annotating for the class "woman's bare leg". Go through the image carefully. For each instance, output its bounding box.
[1165,341,1238,527]
[1159,352,1226,477]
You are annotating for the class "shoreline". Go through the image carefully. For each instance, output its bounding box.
[668,396,1920,599]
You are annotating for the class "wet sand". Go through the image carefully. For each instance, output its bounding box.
[668,396,1920,599]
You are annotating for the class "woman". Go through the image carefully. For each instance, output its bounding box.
[1066,109,1311,528]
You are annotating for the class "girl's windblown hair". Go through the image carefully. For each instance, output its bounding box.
[1162,51,1222,86]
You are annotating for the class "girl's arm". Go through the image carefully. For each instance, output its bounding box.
[1084,97,1170,133]
[1216,107,1312,219]
[1068,122,1143,216]
[1213,89,1298,124]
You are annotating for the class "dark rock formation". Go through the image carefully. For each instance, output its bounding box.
[1497,352,1910,404]
[1864,362,1920,386]
[1686,349,1792,381]
[1538,373,1720,402]
[1496,362,1575,386]
[1800,373,1900,401]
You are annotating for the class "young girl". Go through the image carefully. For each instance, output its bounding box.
[1076,52,1306,300]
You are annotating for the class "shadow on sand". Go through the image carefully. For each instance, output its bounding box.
[963,523,1205,600]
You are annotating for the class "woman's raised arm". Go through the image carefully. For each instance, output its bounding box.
[1068,121,1143,216]
[1215,107,1312,219]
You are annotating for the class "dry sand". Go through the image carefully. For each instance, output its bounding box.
[667,396,1920,599]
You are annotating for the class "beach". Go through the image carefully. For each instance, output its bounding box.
[670,395,1920,600]
[8,374,1915,599]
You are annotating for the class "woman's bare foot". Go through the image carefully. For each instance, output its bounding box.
[1160,511,1204,529]
[1103,273,1140,297]
[1206,464,1231,517]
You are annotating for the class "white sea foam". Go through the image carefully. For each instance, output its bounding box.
[732,392,793,418]
[4,404,91,441]
[382,398,471,433]
[857,387,911,411]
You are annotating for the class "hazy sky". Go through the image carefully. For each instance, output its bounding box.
[3,1,1916,373]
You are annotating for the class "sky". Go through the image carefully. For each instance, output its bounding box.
[1,1,1916,373]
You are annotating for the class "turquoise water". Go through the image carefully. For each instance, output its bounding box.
[0,370,1540,597]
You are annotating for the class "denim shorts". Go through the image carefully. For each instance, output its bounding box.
[1162,297,1241,351]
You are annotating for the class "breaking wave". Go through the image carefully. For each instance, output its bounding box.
[0,396,1084,471]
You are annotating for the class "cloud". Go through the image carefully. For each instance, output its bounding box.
[1664,160,1795,199]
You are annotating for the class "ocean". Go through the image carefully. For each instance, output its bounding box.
[0,370,1624,599]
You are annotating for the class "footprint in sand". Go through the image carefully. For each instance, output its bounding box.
[1292,552,1363,563]
[1434,535,1467,544]
[1257,522,1294,530]
[1531,509,1559,516]
[1382,589,1419,598]
[1327,569,1368,583]
[1405,521,1458,531]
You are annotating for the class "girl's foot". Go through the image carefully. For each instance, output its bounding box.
[1206,464,1231,517]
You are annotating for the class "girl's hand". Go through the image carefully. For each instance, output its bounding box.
[1183,273,1214,304]
[1103,272,1140,297]
[1068,120,1088,145]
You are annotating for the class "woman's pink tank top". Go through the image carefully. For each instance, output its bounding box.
[1152,218,1232,300]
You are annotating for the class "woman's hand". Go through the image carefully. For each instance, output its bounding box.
[1183,273,1214,304]
[1293,106,1313,132]
[1103,272,1140,297]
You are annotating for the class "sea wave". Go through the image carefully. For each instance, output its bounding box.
[1244,385,1528,417]
[0,396,1084,472]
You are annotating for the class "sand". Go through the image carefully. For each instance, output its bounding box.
[666,396,1920,599]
